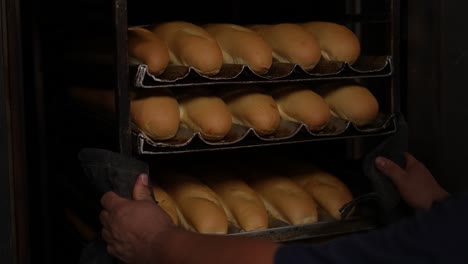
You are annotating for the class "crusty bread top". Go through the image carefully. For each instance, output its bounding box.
[203,23,273,74]
[245,168,318,225]
[201,170,269,231]
[249,23,321,71]
[270,84,331,130]
[302,21,361,64]
[128,27,170,76]
[317,84,379,126]
[160,172,228,234]
[150,21,224,76]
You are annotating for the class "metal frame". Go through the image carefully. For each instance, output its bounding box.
[390,0,401,114]
[0,0,29,262]
[113,0,132,155]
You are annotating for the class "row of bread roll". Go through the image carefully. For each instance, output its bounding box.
[152,167,268,233]
[151,168,316,234]
[150,161,354,234]
[221,82,379,133]
[67,86,233,141]
[248,21,361,67]
[180,83,378,139]
[67,85,283,140]
[67,83,379,142]
[232,160,354,222]
[128,21,361,76]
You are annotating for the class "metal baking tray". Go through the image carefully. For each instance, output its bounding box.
[226,196,381,242]
[134,113,397,155]
[132,56,392,89]
[228,216,378,242]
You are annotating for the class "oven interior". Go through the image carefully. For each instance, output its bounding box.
[25,0,409,262]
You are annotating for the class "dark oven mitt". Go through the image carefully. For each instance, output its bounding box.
[77,148,153,264]
[361,113,411,224]
[77,148,151,199]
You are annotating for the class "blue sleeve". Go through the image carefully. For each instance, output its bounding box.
[274,193,468,264]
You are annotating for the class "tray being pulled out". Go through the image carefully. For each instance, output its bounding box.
[229,215,378,243]
[227,191,382,242]
[133,56,392,89]
[134,113,397,155]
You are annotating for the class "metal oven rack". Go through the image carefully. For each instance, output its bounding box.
[75,0,404,243]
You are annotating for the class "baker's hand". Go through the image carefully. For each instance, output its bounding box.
[375,152,449,210]
[99,174,175,264]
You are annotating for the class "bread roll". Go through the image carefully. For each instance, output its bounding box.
[131,90,181,140]
[248,23,321,71]
[288,164,354,220]
[68,87,180,140]
[199,169,269,231]
[317,84,379,126]
[270,84,331,131]
[244,168,318,225]
[218,86,281,136]
[152,184,180,225]
[149,21,224,76]
[301,21,361,64]
[160,172,228,234]
[176,88,232,140]
[203,23,273,74]
[128,27,170,76]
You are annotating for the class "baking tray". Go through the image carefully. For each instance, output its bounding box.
[225,194,381,242]
[132,56,392,89]
[134,113,397,155]
[228,216,378,242]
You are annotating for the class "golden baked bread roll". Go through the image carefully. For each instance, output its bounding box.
[288,164,354,220]
[149,21,224,76]
[248,23,321,71]
[203,23,273,74]
[199,168,269,231]
[68,87,180,140]
[218,86,281,136]
[301,21,361,64]
[160,171,228,234]
[244,167,318,225]
[270,84,331,131]
[176,88,232,140]
[128,27,170,76]
[152,184,180,225]
[131,90,181,140]
[317,84,379,126]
